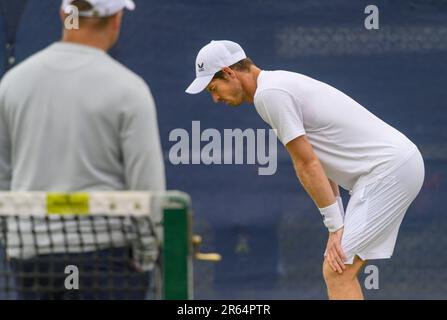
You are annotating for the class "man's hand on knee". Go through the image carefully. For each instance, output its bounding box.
[325,228,346,274]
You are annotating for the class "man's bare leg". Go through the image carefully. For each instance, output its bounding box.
[323,256,367,300]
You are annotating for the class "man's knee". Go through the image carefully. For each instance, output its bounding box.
[322,258,363,287]
[322,259,342,285]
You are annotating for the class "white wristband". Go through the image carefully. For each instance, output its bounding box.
[319,201,344,232]
[336,196,345,220]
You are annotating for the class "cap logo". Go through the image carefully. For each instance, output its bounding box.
[197,63,205,72]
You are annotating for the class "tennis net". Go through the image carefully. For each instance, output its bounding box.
[0,191,192,300]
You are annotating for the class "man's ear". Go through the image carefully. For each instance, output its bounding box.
[222,67,236,78]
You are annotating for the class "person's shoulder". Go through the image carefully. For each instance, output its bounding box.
[256,69,321,104]
[102,56,149,90]
[100,57,156,111]
[255,71,298,102]
[0,46,52,87]
[260,70,311,84]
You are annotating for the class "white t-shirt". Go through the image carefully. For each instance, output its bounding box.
[254,70,417,191]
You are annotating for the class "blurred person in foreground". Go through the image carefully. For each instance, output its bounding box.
[0,0,165,299]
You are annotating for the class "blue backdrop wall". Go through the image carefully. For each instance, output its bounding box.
[0,0,446,299]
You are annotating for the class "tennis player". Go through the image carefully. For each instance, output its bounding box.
[0,0,165,299]
[185,40,425,300]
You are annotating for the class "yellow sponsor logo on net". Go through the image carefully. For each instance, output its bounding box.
[47,193,90,215]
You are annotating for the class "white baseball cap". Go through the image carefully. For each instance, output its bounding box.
[62,0,135,17]
[185,40,247,94]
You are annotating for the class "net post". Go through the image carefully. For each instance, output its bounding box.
[162,193,193,300]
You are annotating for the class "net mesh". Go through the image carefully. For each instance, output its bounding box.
[0,192,167,300]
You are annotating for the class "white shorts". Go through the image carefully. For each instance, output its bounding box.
[341,148,425,264]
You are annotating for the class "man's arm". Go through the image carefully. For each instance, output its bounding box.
[328,179,340,197]
[286,135,346,273]
[120,88,166,192]
[285,135,335,208]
